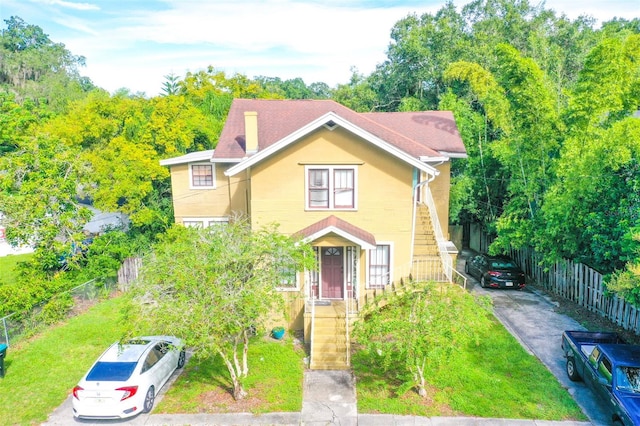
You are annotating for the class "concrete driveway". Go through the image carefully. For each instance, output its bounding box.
[460,250,612,426]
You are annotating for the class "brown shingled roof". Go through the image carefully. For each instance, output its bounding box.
[212,99,465,160]
[294,215,376,248]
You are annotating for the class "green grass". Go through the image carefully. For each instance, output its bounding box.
[0,290,586,423]
[0,293,305,423]
[353,316,587,421]
[159,336,306,413]
[0,295,129,425]
[0,253,33,284]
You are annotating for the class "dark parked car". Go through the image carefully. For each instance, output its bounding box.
[464,254,526,289]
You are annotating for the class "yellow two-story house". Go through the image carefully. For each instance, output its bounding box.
[160,99,466,369]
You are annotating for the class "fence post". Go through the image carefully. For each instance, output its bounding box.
[2,317,8,346]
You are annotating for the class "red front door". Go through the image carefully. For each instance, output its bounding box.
[321,247,344,299]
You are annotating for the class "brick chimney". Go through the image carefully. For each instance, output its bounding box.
[244,111,258,154]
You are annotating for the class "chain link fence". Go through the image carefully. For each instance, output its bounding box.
[0,277,118,347]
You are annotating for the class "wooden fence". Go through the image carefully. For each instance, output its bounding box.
[509,246,640,335]
[117,257,142,291]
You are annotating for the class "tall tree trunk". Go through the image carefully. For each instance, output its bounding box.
[242,328,249,377]
[219,350,247,400]
[416,363,427,398]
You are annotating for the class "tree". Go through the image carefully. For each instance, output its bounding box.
[161,73,180,96]
[540,34,640,271]
[124,220,316,400]
[39,89,217,231]
[0,93,91,252]
[445,43,562,251]
[332,68,379,112]
[0,16,95,111]
[353,283,493,398]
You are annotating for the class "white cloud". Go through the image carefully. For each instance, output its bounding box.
[4,0,639,96]
[33,0,99,11]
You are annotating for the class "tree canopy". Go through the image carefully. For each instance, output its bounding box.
[1,3,639,302]
[123,221,315,400]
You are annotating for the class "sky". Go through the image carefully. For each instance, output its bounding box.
[1,0,639,97]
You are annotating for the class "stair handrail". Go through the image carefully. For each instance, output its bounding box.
[421,184,463,284]
[345,288,353,366]
[309,290,315,369]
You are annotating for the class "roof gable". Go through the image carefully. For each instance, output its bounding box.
[294,215,377,250]
[225,111,440,177]
[215,100,466,174]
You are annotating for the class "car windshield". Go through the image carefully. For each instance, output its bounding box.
[86,362,137,381]
[616,366,640,393]
[490,259,518,269]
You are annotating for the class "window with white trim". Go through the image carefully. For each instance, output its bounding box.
[190,163,215,189]
[182,217,229,228]
[278,266,299,290]
[306,166,356,210]
[368,244,390,288]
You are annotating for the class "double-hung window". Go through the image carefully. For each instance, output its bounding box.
[368,244,391,288]
[306,166,356,210]
[190,163,215,189]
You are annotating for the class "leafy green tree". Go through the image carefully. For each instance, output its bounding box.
[353,283,492,397]
[332,68,379,112]
[0,16,95,112]
[124,220,316,400]
[40,90,216,230]
[540,34,640,271]
[161,73,180,96]
[0,92,91,251]
[445,43,562,251]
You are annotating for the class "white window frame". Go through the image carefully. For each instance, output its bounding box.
[182,217,229,227]
[304,165,358,211]
[189,162,216,189]
[277,269,301,292]
[366,242,393,289]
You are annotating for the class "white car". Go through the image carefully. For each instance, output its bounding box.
[72,336,186,419]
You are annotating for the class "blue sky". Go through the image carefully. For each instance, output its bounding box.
[1,0,638,96]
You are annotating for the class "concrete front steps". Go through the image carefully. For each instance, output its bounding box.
[307,302,352,370]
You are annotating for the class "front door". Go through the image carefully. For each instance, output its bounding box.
[321,247,344,299]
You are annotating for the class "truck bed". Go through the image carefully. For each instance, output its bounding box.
[564,330,625,346]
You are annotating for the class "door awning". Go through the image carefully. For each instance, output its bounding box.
[294,215,377,250]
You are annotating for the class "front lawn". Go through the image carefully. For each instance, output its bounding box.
[353,315,586,421]
[0,252,33,284]
[159,336,306,413]
[0,290,586,423]
[0,294,305,424]
[0,295,129,425]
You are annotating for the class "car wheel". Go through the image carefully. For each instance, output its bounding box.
[464,262,470,274]
[566,358,581,381]
[143,386,155,413]
[480,276,487,288]
[178,350,186,368]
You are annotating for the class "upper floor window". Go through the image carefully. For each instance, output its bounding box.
[190,163,215,189]
[306,166,356,210]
